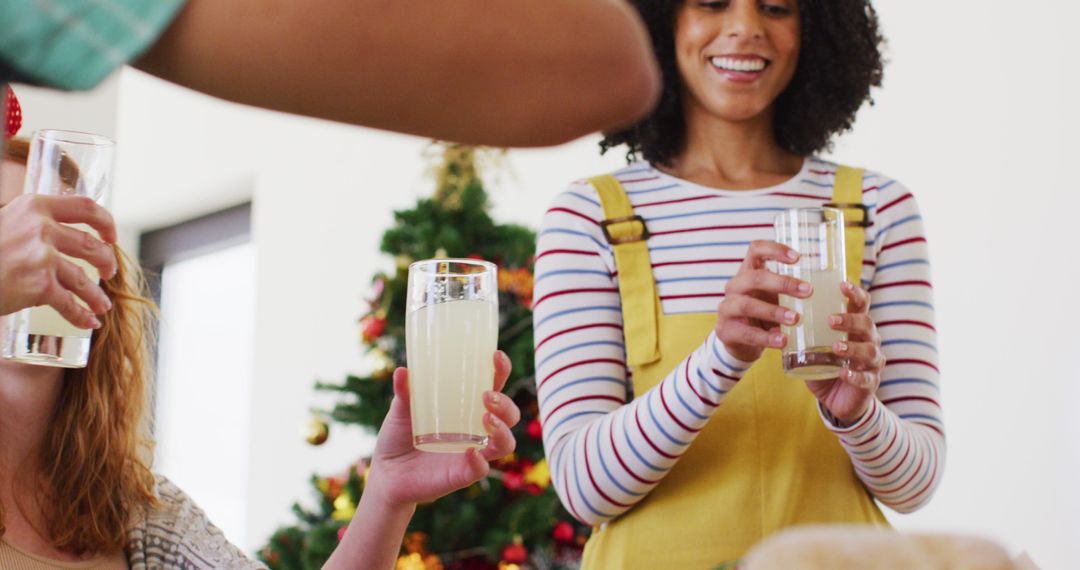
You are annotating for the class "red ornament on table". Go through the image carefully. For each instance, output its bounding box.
[5,87,22,138]
[551,521,575,544]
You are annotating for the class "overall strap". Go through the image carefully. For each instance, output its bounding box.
[587,175,661,366]
[827,165,869,284]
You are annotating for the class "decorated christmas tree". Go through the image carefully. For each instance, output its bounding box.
[259,144,588,570]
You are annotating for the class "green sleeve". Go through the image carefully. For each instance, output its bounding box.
[0,0,187,90]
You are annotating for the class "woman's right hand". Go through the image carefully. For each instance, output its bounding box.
[0,194,117,328]
[715,240,812,363]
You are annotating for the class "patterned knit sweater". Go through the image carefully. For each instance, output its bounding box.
[124,476,263,570]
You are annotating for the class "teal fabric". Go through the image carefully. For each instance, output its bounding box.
[0,0,187,90]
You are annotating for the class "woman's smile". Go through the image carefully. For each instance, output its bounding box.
[708,54,771,83]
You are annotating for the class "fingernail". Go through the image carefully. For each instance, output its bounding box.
[784,310,797,324]
[787,250,799,261]
[829,315,842,326]
[798,282,811,294]
[771,333,785,347]
[90,317,103,329]
[484,391,496,404]
[105,298,113,310]
[836,341,848,353]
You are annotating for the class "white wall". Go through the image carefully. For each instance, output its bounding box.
[824,2,1080,567]
[7,0,1078,566]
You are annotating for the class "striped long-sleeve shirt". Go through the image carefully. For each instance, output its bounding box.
[533,158,945,526]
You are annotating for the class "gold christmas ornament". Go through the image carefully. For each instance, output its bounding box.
[396,553,425,570]
[395,552,441,570]
[523,458,551,489]
[368,348,396,380]
[304,413,330,446]
[331,492,356,521]
[432,144,476,210]
[396,254,414,270]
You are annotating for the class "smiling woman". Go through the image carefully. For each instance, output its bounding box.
[535,1,941,568]
[602,0,884,165]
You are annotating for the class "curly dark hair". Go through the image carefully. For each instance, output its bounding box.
[601,0,885,165]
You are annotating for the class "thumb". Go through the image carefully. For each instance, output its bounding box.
[449,448,490,491]
[392,367,411,407]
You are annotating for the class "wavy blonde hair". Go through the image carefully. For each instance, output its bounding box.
[2,139,158,556]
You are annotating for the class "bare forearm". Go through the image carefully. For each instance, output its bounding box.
[324,480,417,570]
[136,0,659,147]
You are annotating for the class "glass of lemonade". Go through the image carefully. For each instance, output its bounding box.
[774,207,848,380]
[406,258,498,453]
[2,130,115,368]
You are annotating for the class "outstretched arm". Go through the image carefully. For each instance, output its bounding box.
[806,177,945,513]
[534,184,758,525]
[325,353,520,570]
[136,0,660,147]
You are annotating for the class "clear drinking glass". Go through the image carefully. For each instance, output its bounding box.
[2,129,115,368]
[774,207,848,380]
[405,258,499,453]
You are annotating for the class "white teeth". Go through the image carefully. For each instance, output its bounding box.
[710,57,767,72]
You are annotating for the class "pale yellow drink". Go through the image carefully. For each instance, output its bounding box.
[780,269,847,380]
[4,224,99,367]
[775,207,848,379]
[406,298,498,453]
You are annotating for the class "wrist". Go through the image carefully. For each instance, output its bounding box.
[710,333,755,372]
[820,398,879,437]
[362,465,418,516]
[832,402,871,427]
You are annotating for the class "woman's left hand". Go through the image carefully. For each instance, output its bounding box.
[804,282,884,425]
[363,351,520,508]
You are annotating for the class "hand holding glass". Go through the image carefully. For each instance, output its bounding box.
[405,259,499,453]
[774,208,848,379]
[2,130,114,368]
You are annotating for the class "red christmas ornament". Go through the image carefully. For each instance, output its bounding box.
[5,87,22,138]
[552,521,574,544]
[524,483,543,496]
[327,476,344,499]
[500,542,528,565]
[337,524,348,542]
[360,314,387,343]
[526,419,543,440]
[502,471,524,492]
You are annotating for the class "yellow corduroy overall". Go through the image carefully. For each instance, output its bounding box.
[580,167,888,569]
